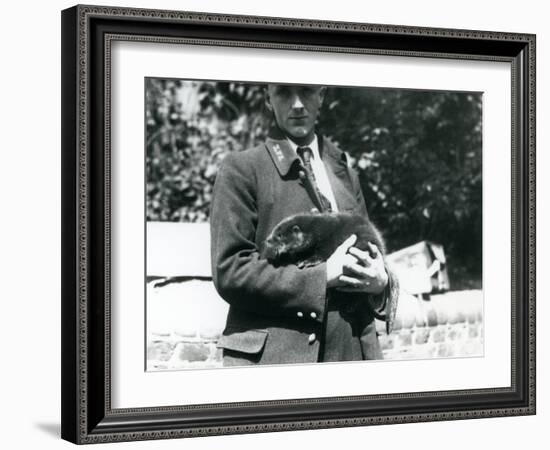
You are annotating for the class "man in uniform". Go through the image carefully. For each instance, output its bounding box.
[210,83,398,366]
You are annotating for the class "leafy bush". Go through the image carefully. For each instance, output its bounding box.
[146,79,267,221]
[318,87,482,277]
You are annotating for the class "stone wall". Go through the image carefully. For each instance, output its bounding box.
[377,290,483,360]
[147,280,483,370]
[146,280,227,370]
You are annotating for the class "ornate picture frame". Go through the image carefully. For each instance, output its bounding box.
[61,4,536,444]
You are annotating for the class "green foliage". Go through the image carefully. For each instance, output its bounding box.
[146,80,482,281]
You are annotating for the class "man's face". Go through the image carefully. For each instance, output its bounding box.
[266,84,325,145]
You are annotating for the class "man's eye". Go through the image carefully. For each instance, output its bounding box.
[275,87,291,97]
[299,87,315,96]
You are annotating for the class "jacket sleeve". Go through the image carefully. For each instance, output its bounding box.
[368,268,399,334]
[346,163,399,334]
[210,153,328,324]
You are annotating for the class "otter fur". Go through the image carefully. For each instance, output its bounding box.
[263,212,386,268]
[264,211,398,336]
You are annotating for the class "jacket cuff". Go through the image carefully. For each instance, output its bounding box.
[298,262,328,324]
[371,267,399,334]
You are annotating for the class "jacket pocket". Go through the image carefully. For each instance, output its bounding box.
[217,328,268,355]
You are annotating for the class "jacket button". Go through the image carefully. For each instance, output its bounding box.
[308,333,316,343]
[297,311,304,318]
[310,312,317,319]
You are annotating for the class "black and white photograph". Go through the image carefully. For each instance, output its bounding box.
[145,79,483,371]
[56,2,535,445]
[0,0,544,447]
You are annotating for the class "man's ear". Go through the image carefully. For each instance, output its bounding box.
[264,87,273,112]
[318,86,326,104]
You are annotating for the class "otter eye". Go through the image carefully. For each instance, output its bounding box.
[292,225,301,233]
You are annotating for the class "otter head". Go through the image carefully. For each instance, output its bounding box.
[264,215,313,265]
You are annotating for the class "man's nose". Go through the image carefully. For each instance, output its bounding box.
[291,95,305,109]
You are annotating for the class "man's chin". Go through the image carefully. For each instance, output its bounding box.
[286,128,312,142]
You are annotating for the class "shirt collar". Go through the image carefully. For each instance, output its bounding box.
[265,130,347,177]
[265,128,321,177]
[286,135,320,160]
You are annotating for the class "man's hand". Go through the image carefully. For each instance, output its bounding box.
[326,234,358,288]
[326,237,388,295]
[339,242,388,294]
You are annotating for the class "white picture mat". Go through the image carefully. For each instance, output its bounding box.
[111,41,511,409]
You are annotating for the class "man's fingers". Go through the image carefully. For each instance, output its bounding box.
[343,262,366,277]
[343,262,377,279]
[337,234,357,253]
[347,247,373,265]
[367,242,381,258]
[338,275,369,288]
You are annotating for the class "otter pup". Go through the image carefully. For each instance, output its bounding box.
[264,211,398,336]
[263,212,386,268]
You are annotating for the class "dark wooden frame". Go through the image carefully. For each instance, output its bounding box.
[61,4,536,444]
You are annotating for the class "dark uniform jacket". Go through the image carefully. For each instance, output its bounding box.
[210,129,398,366]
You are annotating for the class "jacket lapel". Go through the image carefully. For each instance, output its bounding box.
[264,130,358,212]
[265,135,300,178]
[321,138,358,212]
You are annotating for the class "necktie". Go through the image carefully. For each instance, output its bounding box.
[297,147,333,212]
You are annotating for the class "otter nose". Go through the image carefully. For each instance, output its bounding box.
[263,241,280,263]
